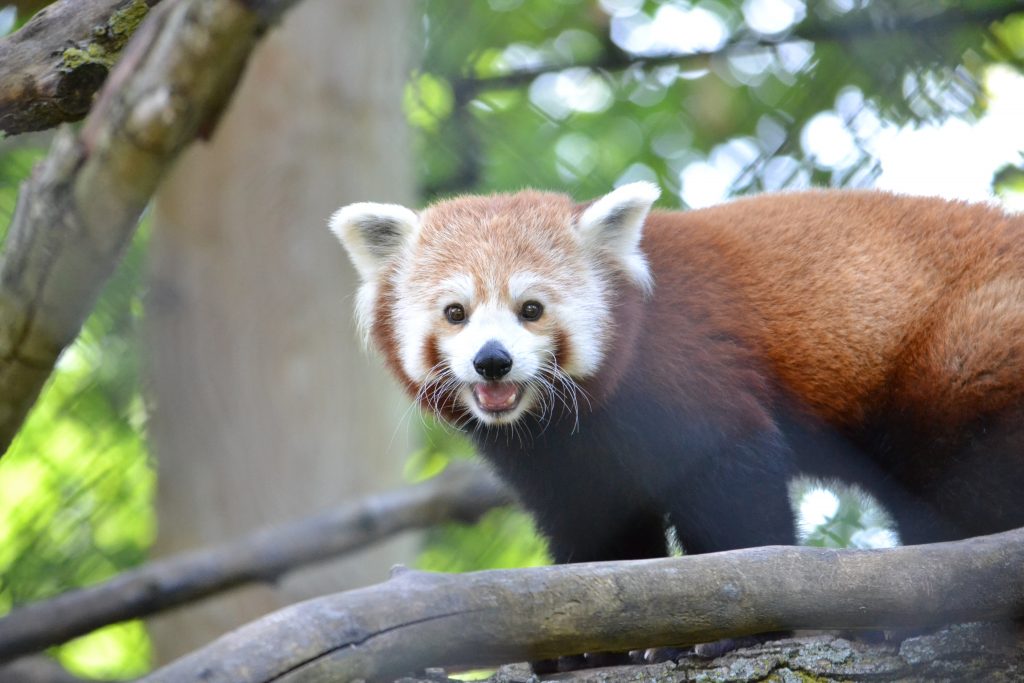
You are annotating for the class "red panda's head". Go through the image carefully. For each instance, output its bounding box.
[329,183,659,428]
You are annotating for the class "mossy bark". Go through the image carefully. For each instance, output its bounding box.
[0,0,162,135]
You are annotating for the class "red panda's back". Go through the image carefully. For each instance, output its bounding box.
[641,190,1024,428]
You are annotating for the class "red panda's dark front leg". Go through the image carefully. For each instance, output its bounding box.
[659,428,799,555]
[479,430,671,565]
[539,509,668,565]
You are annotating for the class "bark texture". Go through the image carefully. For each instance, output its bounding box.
[5,621,1023,682]
[143,528,1024,682]
[0,0,305,457]
[412,623,1023,683]
[0,466,509,663]
[143,0,417,662]
[0,0,163,136]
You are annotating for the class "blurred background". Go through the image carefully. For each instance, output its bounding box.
[0,0,1022,677]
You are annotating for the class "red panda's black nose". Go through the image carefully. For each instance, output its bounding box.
[473,340,513,380]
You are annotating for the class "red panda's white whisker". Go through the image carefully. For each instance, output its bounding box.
[556,367,588,435]
[551,370,581,435]
[415,360,449,406]
[538,351,585,434]
[391,396,430,454]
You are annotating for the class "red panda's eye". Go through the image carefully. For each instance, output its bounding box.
[444,304,466,324]
[520,301,544,321]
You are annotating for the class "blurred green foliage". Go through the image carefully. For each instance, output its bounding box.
[790,478,897,549]
[995,162,1024,199]
[0,19,153,671]
[412,0,1024,206]
[0,143,154,676]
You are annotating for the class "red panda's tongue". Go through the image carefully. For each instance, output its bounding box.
[473,383,519,412]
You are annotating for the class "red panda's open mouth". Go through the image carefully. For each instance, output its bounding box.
[472,382,520,414]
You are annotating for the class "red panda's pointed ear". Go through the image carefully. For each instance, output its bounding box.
[329,202,419,281]
[576,181,660,294]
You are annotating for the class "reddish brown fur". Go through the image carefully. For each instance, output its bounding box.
[552,327,572,372]
[412,191,581,298]
[629,191,1024,431]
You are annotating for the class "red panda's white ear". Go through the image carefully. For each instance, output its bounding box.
[329,202,419,281]
[577,181,660,294]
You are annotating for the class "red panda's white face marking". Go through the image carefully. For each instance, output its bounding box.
[330,182,660,429]
[441,296,549,424]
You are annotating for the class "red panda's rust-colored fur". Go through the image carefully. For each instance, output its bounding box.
[366,189,1024,556]
[636,191,1024,430]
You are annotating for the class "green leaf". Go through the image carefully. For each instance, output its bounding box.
[403,447,451,482]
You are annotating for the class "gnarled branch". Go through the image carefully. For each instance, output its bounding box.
[0,0,163,136]
[144,527,1024,682]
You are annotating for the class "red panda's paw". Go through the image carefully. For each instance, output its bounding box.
[640,646,688,663]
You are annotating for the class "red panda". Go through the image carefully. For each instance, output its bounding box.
[330,183,1024,562]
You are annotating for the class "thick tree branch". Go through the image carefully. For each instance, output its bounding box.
[142,527,1024,682]
[0,465,511,663]
[0,0,163,136]
[0,0,307,457]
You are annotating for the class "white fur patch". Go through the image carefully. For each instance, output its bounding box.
[329,202,419,281]
[507,271,545,302]
[442,301,547,385]
[353,281,379,346]
[395,273,478,381]
[503,270,608,378]
[547,265,609,378]
[436,273,476,306]
[394,269,436,382]
[577,181,660,294]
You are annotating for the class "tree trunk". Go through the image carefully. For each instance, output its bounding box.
[143,0,416,663]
